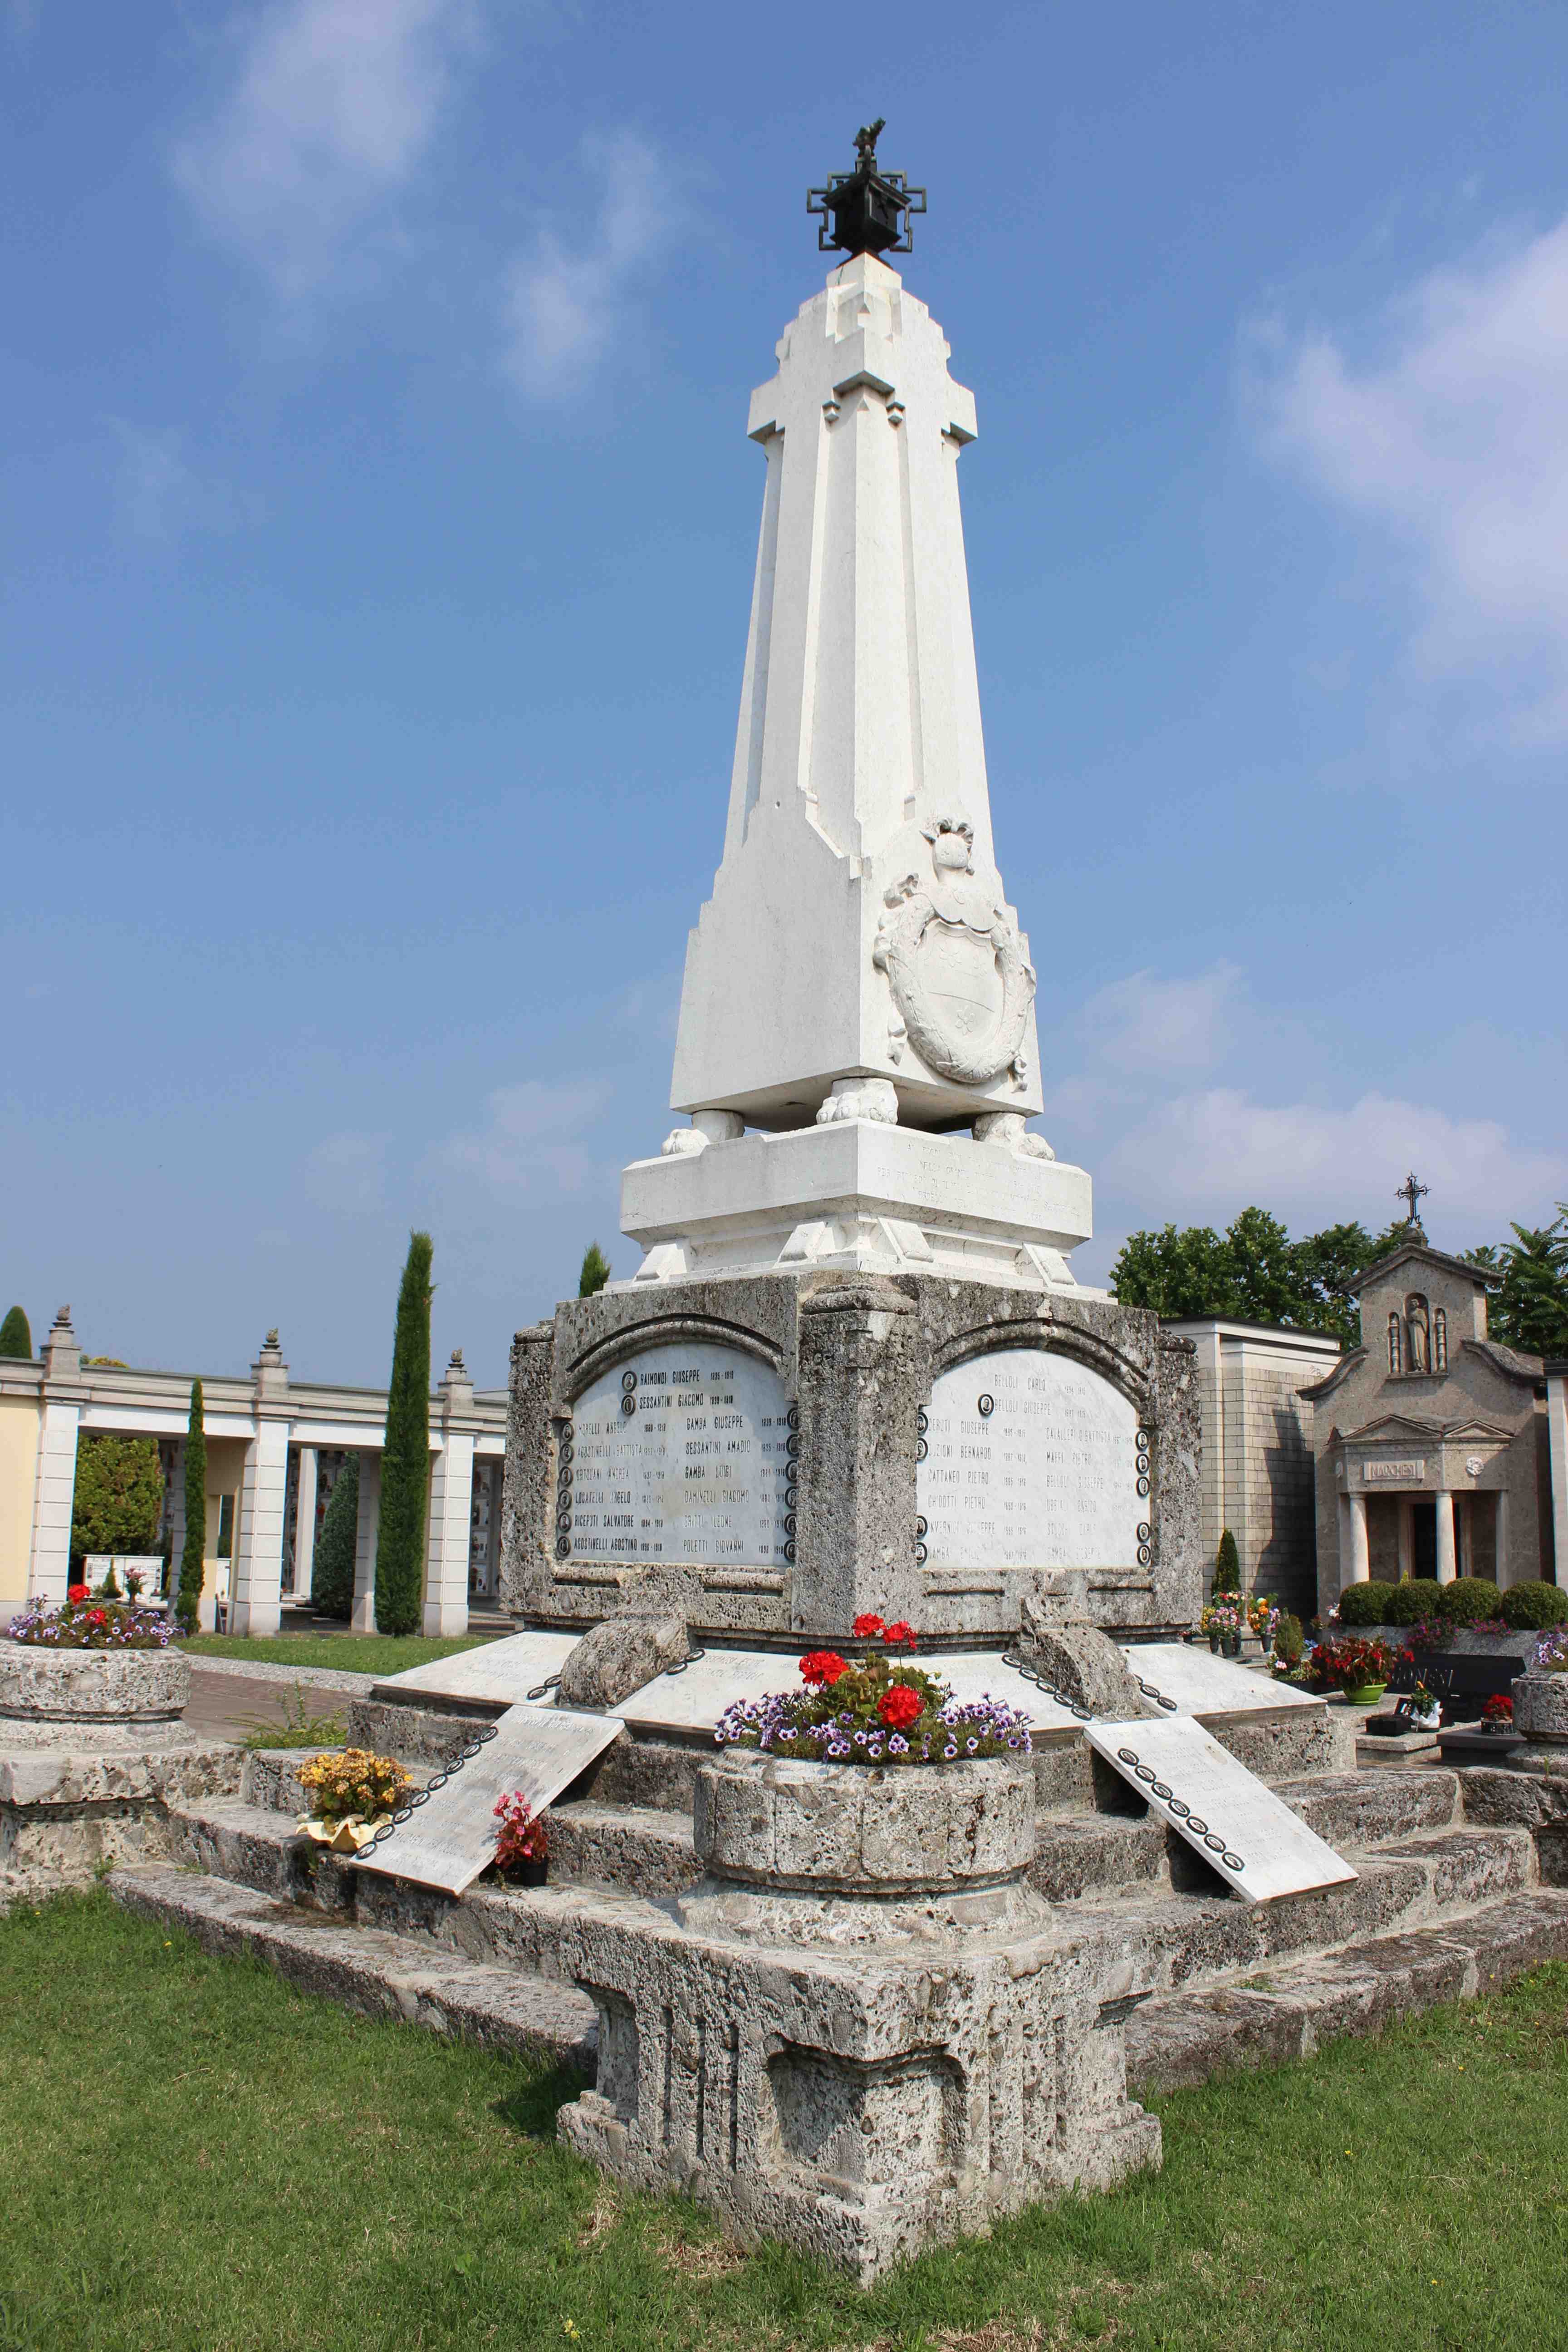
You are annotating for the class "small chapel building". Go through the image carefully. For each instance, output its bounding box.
[1302,1235,1556,1619]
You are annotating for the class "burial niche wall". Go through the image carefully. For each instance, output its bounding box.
[558,1339,796,1572]
[917,1346,1147,1575]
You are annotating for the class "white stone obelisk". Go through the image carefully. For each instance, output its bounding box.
[621,252,1093,1291]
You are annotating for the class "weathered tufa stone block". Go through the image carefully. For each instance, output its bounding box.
[0,1638,190,1725]
[556,1612,689,1711]
[1018,1612,1151,1720]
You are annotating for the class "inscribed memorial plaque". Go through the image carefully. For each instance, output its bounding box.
[917,1348,1142,1572]
[562,1342,794,1570]
[1084,1716,1356,1905]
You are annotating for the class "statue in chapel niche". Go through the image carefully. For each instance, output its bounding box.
[1405,1293,1431,1374]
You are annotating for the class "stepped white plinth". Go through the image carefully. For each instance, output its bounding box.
[619,1118,1092,1287]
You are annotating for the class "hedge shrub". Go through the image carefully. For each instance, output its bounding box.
[1499,1579,1568,1631]
[1383,1578,1445,1626]
[1212,1529,1240,1597]
[1334,1581,1394,1627]
[310,1453,359,1621]
[1274,1611,1305,1667]
[1433,1575,1505,1625]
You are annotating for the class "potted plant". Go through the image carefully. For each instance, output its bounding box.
[494,1792,549,1886]
[714,1612,1031,1765]
[295,1748,413,1854]
[1513,1629,1568,1744]
[1396,1676,1442,1732]
[1199,1597,1243,1658]
[1248,1593,1280,1650]
[1479,1693,1514,1737]
[1309,1635,1395,1705]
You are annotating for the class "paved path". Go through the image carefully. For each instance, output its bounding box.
[183,1667,362,1747]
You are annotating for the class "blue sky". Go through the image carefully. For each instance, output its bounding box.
[6,1,1568,1387]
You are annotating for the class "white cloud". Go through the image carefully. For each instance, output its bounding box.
[109,422,258,541]
[500,132,678,398]
[1102,1087,1566,1232]
[1078,963,1242,1077]
[172,0,477,295]
[434,1078,612,1192]
[1257,216,1568,742]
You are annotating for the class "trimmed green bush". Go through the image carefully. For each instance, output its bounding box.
[1213,1529,1240,1597]
[69,1432,163,1561]
[1334,1581,1393,1626]
[1274,1611,1304,1667]
[1382,1577,1444,1626]
[0,1305,31,1358]
[175,1380,206,1634]
[375,1232,433,1637]
[310,1454,359,1620]
[1434,1575,1505,1626]
[578,1242,611,1298]
[1499,1579,1568,1631]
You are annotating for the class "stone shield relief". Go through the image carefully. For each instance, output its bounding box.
[873,815,1035,1087]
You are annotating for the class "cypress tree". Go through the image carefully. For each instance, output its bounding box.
[375,1231,433,1636]
[1213,1528,1240,1597]
[0,1305,31,1358]
[175,1380,206,1632]
[310,1453,359,1621]
[578,1241,611,1297]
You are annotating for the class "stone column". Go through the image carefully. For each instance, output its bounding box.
[29,1309,85,1605]
[230,1334,290,1638]
[1548,1372,1568,1588]
[294,1446,318,1598]
[794,1278,923,1636]
[1435,1490,1456,1585]
[1495,1488,1512,1589]
[422,1350,475,1637]
[353,1453,381,1632]
[1396,1497,1413,1582]
[1344,1493,1370,1588]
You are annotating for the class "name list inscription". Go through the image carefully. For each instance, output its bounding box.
[560,1342,794,1568]
[916,1348,1144,1573]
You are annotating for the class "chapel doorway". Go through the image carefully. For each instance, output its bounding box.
[1411,1499,1437,1581]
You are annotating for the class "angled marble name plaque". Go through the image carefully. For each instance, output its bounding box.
[353,1705,622,1896]
[1084,1715,1357,1906]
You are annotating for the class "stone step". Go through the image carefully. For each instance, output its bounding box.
[1066,1823,1539,1996]
[548,1801,697,1898]
[1126,1888,1568,2093]
[107,1863,599,2068]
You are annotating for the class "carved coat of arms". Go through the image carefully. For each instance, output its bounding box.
[872,816,1035,1088]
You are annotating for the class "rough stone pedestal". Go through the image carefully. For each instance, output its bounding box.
[0,1637,191,1725]
[556,1752,1161,2280]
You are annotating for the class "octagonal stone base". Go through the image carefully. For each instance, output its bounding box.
[1512,1672,1568,1746]
[0,1639,190,1725]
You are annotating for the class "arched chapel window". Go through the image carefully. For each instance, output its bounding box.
[1405,1294,1431,1374]
[1433,1307,1447,1372]
[1388,1312,1402,1375]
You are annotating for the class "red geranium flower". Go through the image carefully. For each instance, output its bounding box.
[88,1608,108,1629]
[67,1584,89,1605]
[799,1650,848,1689]
[1482,1693,1514,1723]
[853,1614,885,1639]
[878,1683,922,1730]
[884,1621,917,1650]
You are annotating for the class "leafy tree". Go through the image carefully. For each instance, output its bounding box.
[0,1306,31,1358]
[1213,1529,1240,1596]
[1470,1211,1568,1357]
[578,1241,611,1298]
[1111,1206,1460,1346]
[375,1232,433,1637]
[175,1380,206,1633]
[310,1453,359,1621]
[69,1434,163,1560]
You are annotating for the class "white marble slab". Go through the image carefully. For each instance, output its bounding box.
[1122,1642,1323,1718]
[1086,1715,1356,1906]
[353,1705,622,1896]
[565,1341,793,1571]
[373,1630,579,1705]
[919,1349,1143,1573]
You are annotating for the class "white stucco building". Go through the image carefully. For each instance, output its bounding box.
[0,1310,507,1637]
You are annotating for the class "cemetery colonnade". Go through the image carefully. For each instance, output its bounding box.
[0,1313,507,1634]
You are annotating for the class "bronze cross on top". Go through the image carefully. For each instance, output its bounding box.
[1396,1171,1430,1225]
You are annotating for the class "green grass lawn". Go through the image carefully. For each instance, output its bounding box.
[177,1630,500,1675]
[0,1892,1563,2352]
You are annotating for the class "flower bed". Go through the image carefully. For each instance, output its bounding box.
[714,1613,1031,1766]
[7,1586,173,1650]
